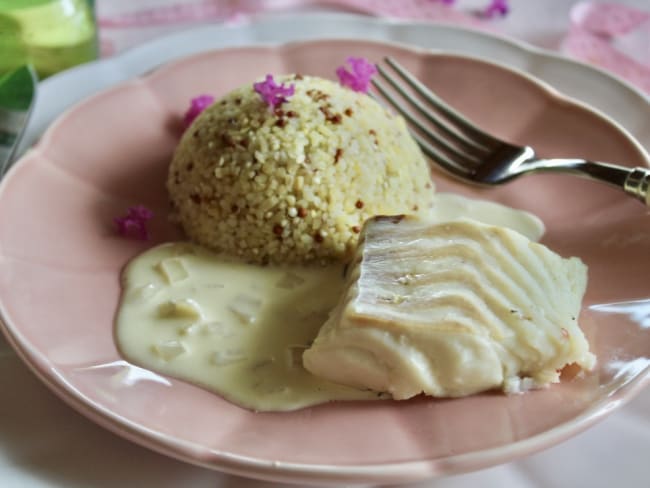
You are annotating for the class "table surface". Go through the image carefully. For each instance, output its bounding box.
[1,1,649,487]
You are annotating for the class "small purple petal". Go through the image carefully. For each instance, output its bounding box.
[482,0,509,18]
[336,57,377,93]
[253,74,295,109]
[183,94,215,128]
[114,205,154,241]
[129,205,154,220]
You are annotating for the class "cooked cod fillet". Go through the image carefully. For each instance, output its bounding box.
[303,216,595,399]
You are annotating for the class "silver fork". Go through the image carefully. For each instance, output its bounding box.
[372,57,650,207]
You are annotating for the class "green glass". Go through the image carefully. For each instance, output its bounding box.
[0,0,98,79]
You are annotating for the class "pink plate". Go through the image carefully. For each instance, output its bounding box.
[1,40,649,486]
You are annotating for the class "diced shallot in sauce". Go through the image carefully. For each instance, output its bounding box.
[229,294,263,324]
[156,257,189,284]
[153,340,186,361]
[275,271,306,289]
[211,349,247,366]
[180,321,234,337]
[126,282,160,304]
[158,298,203,320]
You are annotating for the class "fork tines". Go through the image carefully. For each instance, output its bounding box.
[371,57,500,177]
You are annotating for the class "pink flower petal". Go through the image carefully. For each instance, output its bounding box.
[114,205,154,240]
[336,57,377,93]
[253,75,295,109]
[482,0,509,18]
[183,94,214,128]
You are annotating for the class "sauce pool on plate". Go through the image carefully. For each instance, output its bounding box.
[115,242,385,412]
[115,194,545,411]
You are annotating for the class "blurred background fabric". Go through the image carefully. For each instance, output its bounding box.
[95,0,650,94]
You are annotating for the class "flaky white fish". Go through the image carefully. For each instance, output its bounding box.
[303,216,595,399]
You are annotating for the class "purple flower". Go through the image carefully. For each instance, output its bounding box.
[336,57,377,93]
[482,0,509,18]
[114,205,154,240]
[253,75,295,109]
[183,94,214,128]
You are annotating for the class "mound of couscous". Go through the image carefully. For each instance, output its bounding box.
[167,75,434,264]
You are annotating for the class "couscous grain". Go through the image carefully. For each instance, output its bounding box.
[167,75,435,264]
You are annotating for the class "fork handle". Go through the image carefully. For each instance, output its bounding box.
[624,166,650,206]
[534,159,650,206]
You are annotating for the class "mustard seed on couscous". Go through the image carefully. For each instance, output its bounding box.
[167,74,435,264]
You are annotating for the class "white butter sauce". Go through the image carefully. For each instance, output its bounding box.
[115,194,545,411]
[115,242,384,411]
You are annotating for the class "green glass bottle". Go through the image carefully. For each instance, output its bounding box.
[0,0,98,79]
